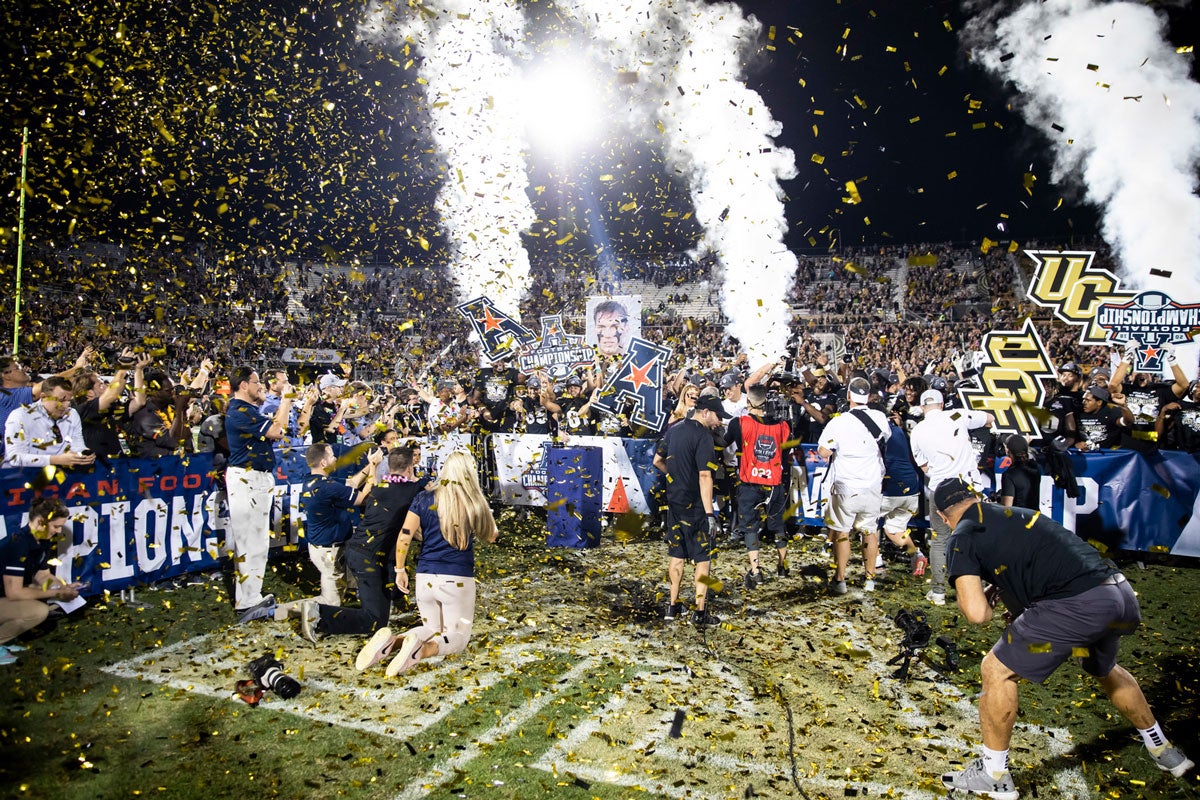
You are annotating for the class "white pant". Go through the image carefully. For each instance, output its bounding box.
[879,494,919,535]
[825,486,883,534]
[225,466,276,610]
[307,544,344,606]
[406,573,476,657]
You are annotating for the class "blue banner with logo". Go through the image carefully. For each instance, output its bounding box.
[2,445,1196,599]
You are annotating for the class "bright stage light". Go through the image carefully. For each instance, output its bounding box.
[519,52,608,155]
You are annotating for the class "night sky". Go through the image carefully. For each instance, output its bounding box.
[1,0,1196,268]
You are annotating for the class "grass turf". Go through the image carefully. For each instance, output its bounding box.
[2,513,1198,799]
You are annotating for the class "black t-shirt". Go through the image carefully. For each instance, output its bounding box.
[1122,380,1176,434]
[474,367,519,433]
[1163,399,1200,453]
[351,477,431,551]
[1000,461,1041,510]
[947,502,1115,616]
[1041,390,1079,440]
[309,400,339,444]
[0,526,51,597]
[1077,406,1124,449]
[558,394,594,437]
[128,401,181,458]
[655,418,715,512]
[969,427,1001,473]
[75,396,126,458]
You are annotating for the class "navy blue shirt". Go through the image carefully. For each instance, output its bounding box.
[225,398,276,471]
[0,526,51,598]
[410,490,474,578]
[882,422,922,497]
[300,474,357,547]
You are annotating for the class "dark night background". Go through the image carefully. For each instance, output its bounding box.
[1,0,1196,268]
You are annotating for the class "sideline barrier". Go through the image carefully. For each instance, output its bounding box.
[1,442,1197,597]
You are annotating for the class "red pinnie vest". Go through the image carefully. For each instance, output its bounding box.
[737,415,789,486]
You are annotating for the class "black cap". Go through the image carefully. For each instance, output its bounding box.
[1059,362,1081,375]
[1004,433,1029,455]
[1086,385,1112,403]
[566,375,583,387]
[695,395,731,419]
[933,478,978,512]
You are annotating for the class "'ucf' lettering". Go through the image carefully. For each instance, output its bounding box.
[1026,250,1134,343]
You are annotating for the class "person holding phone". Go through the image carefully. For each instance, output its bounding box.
[0,499,82,665]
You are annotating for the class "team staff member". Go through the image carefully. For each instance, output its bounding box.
[817,377,889,594]
[936,478,1193,798]
[998,434,1041,510]
[0,499,82,666]
[225,367,294,623]
[653,395,729,626]
[3,376,95,470]
[909,388,993,606]
[726,384,793,589]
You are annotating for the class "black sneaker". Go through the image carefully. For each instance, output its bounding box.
[776,562,790,578]
[664,602,685,621]
[692,609,720,626]
[743,570,761,590]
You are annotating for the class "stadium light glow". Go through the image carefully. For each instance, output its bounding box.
[519,52,608,156]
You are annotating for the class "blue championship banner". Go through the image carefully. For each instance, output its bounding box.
[3,445,1196,598]
[798,445,1200,557]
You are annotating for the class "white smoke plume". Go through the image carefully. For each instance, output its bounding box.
[360,0,535,319]
[965,0,1200,299]
[554,0,798,369]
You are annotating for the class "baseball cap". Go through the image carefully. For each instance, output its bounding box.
[919,389,944,406]
[719,372,740,390]
[1004,433,1029,455]
[695,395,731,419]
[928,376,949,393]
[688,372,707,387]
[933,478,979,512]
[1086,385,1111,403]
[566,375,583,387]
[318,373,347,391]
[526,376,541,390]
[1089,366,1111,379]
[1059,362,1082,375]
[847,377,871,404]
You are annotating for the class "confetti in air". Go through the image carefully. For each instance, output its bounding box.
[964,0,1200,300]
[553,0,798,369]
[360,0,536,319]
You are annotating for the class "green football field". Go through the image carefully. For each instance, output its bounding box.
[3,515,1198,799]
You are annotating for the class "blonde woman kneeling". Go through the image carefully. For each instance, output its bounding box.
[355,451,497,677]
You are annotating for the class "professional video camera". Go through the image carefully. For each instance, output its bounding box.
[886,608,959,680]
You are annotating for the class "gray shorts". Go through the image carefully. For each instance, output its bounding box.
[992,576,1140,684]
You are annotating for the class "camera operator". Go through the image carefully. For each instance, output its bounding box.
[935,478,1194,797]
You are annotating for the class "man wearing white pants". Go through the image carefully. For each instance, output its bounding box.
[225,367,294,622]
[817,378,890,595]
[909,388,994,606]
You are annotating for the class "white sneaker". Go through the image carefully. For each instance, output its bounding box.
[385,632,423,677]
[355,627,396,671]
[864,579,876,592]
[926,590,946,606]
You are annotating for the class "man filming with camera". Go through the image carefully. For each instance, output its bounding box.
[935,478,1193,798]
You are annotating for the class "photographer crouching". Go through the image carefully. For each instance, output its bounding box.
[934,478,1194,797]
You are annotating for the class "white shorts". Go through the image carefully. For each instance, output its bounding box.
[825,486,883,535]
[879,494,919,535]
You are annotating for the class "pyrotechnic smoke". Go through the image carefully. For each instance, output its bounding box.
[555,0,798,369]
[965,0,1200,300]
[359,1,535,319]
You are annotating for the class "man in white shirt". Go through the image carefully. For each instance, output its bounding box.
[909,388,994,606]
[817,378,889,595]
[3,376,95,470]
